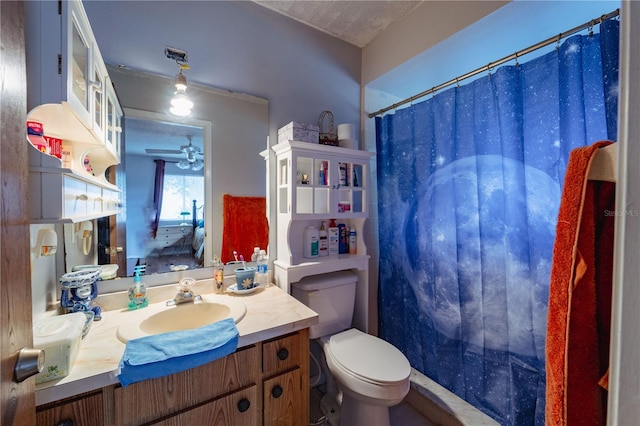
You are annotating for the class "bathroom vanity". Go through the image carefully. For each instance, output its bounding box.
[34,283,318,425]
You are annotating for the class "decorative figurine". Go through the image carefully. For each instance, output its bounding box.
[60,268,102,320]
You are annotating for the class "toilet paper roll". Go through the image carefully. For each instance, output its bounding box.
[337,123,355,141]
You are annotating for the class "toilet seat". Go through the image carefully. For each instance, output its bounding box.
[327,329,410,385]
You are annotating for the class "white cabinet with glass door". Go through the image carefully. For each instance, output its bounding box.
[24,0,123,222]
[274,140,372,220]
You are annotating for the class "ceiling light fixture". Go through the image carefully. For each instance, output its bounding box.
[176,135,204,171]
[170,65,193,117]
[166,47,193,117]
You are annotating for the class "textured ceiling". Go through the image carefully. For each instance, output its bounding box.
[252,0,425,47]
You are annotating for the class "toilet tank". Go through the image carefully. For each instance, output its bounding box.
[291,271,358,339]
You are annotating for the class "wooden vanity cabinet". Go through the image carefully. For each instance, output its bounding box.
[36,328,310,426]
[36,389,103,426]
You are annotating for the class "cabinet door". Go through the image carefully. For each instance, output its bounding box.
[290,151,369,219]
[152,385,259,426]
[63,0,92,125]
[263,368,304,426]
[105,81,122,161]
[293,153,332,216]
[36,390,103,426]
[90,44,108,143]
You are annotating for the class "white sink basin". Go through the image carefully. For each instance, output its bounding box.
[116,294,246,343]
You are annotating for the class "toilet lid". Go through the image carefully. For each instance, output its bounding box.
[329,329,411,384]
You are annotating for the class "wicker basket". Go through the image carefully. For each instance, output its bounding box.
[318,111,339,146]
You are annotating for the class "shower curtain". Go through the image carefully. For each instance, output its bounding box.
[376,20,618,425]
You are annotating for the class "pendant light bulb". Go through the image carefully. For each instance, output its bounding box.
[169,67,193,116]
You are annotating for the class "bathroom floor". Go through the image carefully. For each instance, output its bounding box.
[310,387,434,426]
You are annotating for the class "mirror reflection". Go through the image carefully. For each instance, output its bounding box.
[95,66,269,279]
[122,114,207,276]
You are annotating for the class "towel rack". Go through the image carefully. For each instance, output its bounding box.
[588,143,617,182]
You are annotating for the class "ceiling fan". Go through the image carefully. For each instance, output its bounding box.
[145,135,204,171]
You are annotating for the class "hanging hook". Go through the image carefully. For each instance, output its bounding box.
[487,62,494,77]
[588,19,594,37]
[455,77,460,88]
[514,52,520,67]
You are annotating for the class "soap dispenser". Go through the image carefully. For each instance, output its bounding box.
[128,266,148,310]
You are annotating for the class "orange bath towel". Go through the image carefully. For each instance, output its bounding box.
[546,141,615,425]
[220,194,269,264]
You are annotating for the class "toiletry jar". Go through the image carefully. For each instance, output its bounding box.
[33,312,85,384]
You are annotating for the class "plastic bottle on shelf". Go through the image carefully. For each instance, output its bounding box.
[251,247,260,262]
[338,223,348,254]
[328,219,339,255]
[319,222,329,257]
[303,226,319,258]
[349,228,357,254]
[256,250,269,286]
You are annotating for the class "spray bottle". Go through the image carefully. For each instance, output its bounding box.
[128,265,148,310]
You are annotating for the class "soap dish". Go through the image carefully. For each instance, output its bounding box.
[228,283,260,295]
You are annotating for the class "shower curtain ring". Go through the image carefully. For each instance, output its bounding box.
[514,52,520,67]
[588,20,594,37]
[556,34,562,51]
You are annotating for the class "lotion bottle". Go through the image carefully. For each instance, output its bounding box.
[319,222,328,257]
[303,226,319,258]
[328,219,339,255]
[128,267,148,310]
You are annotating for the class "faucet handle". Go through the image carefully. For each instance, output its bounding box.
[178,277,196,290]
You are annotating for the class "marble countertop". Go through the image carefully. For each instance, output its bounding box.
[35,280,318,406]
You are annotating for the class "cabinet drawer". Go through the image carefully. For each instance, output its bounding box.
[263,330,307,377]
[263,368,305,426]
[153,385,259,426]
[87,183,103,215]
[114,344,260,426]
[36,390,103,426]
[62,175,88,217]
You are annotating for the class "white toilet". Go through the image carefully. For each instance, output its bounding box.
[291,271,411,426]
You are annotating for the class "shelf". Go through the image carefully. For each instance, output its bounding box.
[274,254,369,284]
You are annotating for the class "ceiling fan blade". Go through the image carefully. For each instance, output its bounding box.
[145,148,183,155]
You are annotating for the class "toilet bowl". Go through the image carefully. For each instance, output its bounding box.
[320,328,411,426]
[290,272,411,426]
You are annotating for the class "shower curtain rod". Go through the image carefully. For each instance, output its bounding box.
[368,9,620,118]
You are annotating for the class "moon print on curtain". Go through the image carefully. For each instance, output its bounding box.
[375,19,619,425]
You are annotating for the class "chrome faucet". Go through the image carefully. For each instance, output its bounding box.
[166,277,202,306]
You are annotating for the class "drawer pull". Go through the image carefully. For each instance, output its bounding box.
[277,348,289,361]
[237,398,251,413]
[271,384,283,399]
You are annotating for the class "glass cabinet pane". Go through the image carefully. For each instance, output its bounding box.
[70,21,89,110]
[93,68,103,132]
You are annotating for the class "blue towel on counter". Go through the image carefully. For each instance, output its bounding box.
[117,317,239,387]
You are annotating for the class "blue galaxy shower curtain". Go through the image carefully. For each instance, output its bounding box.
[376,20,619,425]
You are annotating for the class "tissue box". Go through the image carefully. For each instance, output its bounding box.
[278,122,319,144]
[33,312,85,384]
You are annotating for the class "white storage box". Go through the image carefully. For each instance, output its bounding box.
[33,312,85,384]
[278,122,319,144]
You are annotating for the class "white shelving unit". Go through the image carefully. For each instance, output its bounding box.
[271,140,374,332]
[25,0,122,223]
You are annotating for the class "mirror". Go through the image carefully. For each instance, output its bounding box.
[122,111,209,276]
[97,66,269,279]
